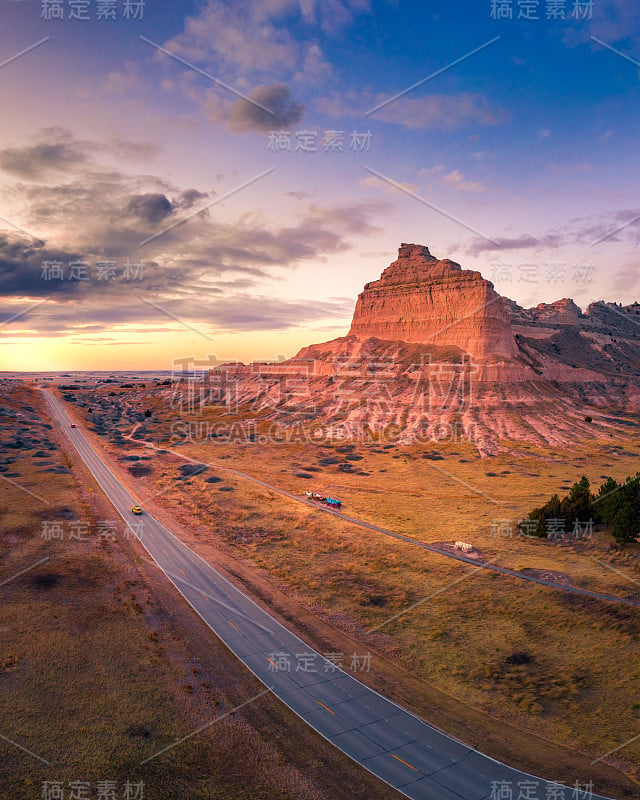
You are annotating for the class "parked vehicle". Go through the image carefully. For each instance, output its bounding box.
[303,491,342,509]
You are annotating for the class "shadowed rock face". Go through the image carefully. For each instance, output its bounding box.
[348,244,519,360]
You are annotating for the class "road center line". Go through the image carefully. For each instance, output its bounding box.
[391,753,418,771]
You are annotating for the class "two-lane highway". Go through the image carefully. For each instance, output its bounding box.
[41,390,614,800]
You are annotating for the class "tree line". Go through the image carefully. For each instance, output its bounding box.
[529,473,640,544]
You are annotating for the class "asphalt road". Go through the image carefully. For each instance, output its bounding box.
[41,390,614,800]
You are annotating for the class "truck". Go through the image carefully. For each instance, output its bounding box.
[324,497,342,509]
[304,491,342,509]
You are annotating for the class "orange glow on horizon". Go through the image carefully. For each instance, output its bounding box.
[0,324,349,372]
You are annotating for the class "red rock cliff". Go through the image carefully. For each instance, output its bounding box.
[348,243,519,360]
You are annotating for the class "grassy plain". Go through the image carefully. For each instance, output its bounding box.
[56,383,640,796]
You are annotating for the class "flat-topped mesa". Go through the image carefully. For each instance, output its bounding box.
[348,243,519,360]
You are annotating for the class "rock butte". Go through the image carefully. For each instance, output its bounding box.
[348,243,519,360]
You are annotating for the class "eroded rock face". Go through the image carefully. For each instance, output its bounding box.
[203,243,639,455]
[348,243,518,360]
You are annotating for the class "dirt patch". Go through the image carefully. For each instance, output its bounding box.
[520,568,573,586]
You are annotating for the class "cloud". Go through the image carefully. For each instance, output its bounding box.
[297,200,388,237]
[161,0,363,81]
[0,251,354,337]
[109,138,160,162]
[164,1,300,76]
[299,0,372,32]
[153,0,375,134]
[562,0,640,49]
[229,84,305,132]
[418,165,445,178]
[293,42,333,86]
[360,175,418,194]
[581,208,640,245]
[155,0,383,133]
[417,164,486,194]
[0,128,162,183]
[442,170,486,193]
[173,189,211,210]
[201,83,305,132]
[0,127,95,179]
[0,234,88,299]
[0,129,390,338]
[466,208,640,255]
[318,91,509,131]
[372,93,509,130]
[102,62,141,94]
[189,294,353,331]
[467,234,549,255]
[0,214,362,335]
[124,194,173,225]
[609,257,640,295]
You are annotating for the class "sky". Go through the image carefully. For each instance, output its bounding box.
[1,0,639,371]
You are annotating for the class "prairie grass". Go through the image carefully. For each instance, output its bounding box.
[62,385,640,781]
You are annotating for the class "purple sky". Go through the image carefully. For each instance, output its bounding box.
[1,0,639,370]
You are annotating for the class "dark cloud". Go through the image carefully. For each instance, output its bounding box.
[0,127,94,179]
[173,189,210,210]
[1,188,385,288]
[0,192,387,312]
[229,84,304,132]
[0,128,389,339]
[467,234,556,255]
[466,208,640,258]
[124,194,173,225]
[0,234,86,299]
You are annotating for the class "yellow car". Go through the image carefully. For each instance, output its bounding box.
[131,506,143,515]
